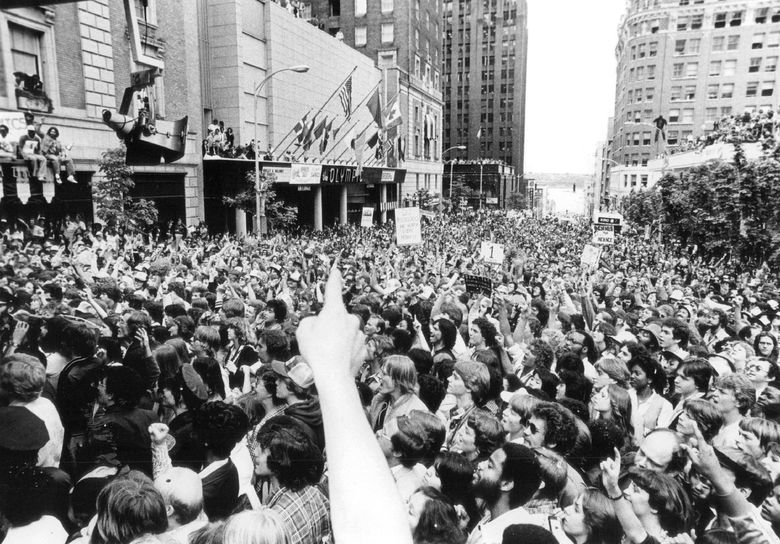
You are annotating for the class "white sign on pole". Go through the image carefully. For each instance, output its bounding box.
[580,244,601,268]
[395,207,422,245]
[592,229,615,245]
[361,207,374,228]
[480,241,505,265]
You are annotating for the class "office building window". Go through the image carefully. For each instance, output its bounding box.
[749,57,761,72]
[766,56,778,72]
[675,39,686,55]
[670,86,682,101]
[642,132,651,145]
[638,43,646,57]
[709,60,721,75]
[645,87,654,101]
[682,108,694,123]
[762,81,775,96]
[10,24,42,81]
[691,13,703,29]
[746,81,758,97]
[724,59,737,76]
[731,10,742,26]
[721,83,734,98]
[381,0,392,13]
[712,36,725,51]
[756,8,768,23]
[688,38,700,54]
[355,0,367,17]
[773,8,780,22]
[667,130,679,144]
[770,32,780,48]
[673,63,684,78]
[685,62,698,77]
[727,35,739,50]
[721,106,732,116]
[707,83,719,99]
[355,26,367,46]
[705,107,718,121]
[636,66,645,80]
[381,23,394,43]
[677,16,688,31]
[649,41,658,56]
[669,108,680,122]
[753,33,765,49]
[714,12,727,28]
[684,85,696,100]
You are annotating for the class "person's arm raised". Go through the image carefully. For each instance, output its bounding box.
[296,264,412,544]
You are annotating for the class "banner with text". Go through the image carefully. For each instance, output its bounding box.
[361,207,374,228]
[395,206,422,245]
[289,163,322,185]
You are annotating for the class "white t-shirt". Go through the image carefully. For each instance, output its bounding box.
[3,515,68,544]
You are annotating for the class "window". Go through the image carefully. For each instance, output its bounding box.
[688,38,700,54]
[670,86,682,101]
[414,55,421,78]
[415,29,419,49]
[645,87,654,101]
[707,83,719,99]
[721,106,732,116]
[631,45,637,60]
[673,63,684,78]
[712,36,725,51]
[647,65,656,80]
[756,8,768,23]
[381,0,392,13]
[668,130,679,145]
[641,175,648,188]
[746,81,758,97]
[770,32,780,48]
[630,175,637,187]
[634,111,641,123]
[686,62,698,77]
[753,33,765,49]
[766,56,778,72]
[731,11,743,27]
[355,0,367,17]
[642,132,651,145]
[669,108,680,122]
[638,43,646,58]
[677,16,688,31]
[355,26,367,45]
[632,133,640,145]
[636,66,645,80]
[381,23,394,43]
[721,83,734,98]
[649,42,658,57]
[684,85,696,100]
[682,109,694,123]
[724,59,737,76]
[727,35,739,50]
[675,39,686,55]
[749,57,761,72]
[628,90,633,103]
[706,107,718,121]
[773,8,780,22]
[691,14,703,29]
[709,60,721,75]
[762,81,775,96]
[714,12,727,28]
[9,24,41,80]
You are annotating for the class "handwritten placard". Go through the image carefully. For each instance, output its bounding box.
[463,274,493,295]
[395,207,422,246]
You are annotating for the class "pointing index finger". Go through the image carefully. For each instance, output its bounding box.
[322,262,346,315]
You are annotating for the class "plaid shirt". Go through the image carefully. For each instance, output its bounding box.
[268,485,331,544]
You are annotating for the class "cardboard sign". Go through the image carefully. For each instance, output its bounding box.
[592,229,615,245]
[580,244,601,268]
[395,206,422,245]
[480,241,505,265]
[463,274,493,295]
[361,206,374,228]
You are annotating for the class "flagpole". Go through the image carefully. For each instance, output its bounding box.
[271,108,312,158]
[279,66,358,157]
[319,80,383,161]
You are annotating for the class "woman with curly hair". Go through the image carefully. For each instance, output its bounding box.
[223,317,259,391]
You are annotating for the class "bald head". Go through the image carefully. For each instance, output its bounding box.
[154,467,203,525]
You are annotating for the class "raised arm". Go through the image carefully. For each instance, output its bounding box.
[296,265,412,544]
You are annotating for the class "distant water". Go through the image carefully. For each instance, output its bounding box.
[547,186,585,215]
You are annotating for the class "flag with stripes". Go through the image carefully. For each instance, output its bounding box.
[293,113,309,145]
[339,76,353,119]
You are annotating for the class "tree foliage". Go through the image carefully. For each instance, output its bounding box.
[222,170,299,232]
[622,143,780,268]
[94,145,158,231]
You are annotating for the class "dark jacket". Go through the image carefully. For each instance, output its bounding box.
[84,405,158,476]
[202,459,240,521]
[56,356,103,437]
[123,340,160,390]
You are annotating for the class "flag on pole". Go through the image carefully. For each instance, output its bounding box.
[367,130,380,149]
[366,88,383,127]
[354,131,366,177]
[339,76,353,119]
[383,93,402,130]
[319,118,334,154]
[313,116,328,140]
[398,134,406,162]
[302,114,318,150]
[293,113,309,145]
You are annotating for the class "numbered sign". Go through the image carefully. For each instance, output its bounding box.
[480,241,505,265]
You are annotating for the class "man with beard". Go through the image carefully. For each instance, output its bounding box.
[467,443,543,544]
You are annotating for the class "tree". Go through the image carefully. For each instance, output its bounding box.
[94,145,158,231]
[222,170,299,232]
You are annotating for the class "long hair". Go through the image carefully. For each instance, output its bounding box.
[412,487,466,544]
[383,355,419,396]
[433,452,479,529]
[607,384,634,438]
[581,489,623,544]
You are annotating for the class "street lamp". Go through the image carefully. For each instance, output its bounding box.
[444,145,467,207]
[253,64,309,235]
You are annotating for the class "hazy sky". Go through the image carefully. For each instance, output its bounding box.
[524,2,626,174]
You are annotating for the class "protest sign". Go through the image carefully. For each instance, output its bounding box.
[395,207,422,245]
[480,242,505,265]
[580,244,601,268]
[361,207,374,228]
[463,274,493,295]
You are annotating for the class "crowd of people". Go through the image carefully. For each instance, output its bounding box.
[1,209,780,544]
[666,108,780,156]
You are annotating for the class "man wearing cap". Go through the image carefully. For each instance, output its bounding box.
[468,443,544,544]
[17,124,46,179]
[272,355,325,450]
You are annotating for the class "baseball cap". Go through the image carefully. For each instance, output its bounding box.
[271,355,315,389]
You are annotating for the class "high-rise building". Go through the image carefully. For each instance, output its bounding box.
[611,0,780,169]
[309,0,445,199]
[441,0,528,174]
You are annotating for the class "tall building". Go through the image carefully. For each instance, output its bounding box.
[441,0,528,174]
[611,0,780,170]
[309,0,445,199]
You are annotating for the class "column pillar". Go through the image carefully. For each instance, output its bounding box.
[314,185,323,231]
[339,185,348,225]
[380,184,387,224]
[235,209,247,236]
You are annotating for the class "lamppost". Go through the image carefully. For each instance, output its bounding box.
[253,64,309,235]
[444,145,467,207]
[478,160,484,210]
